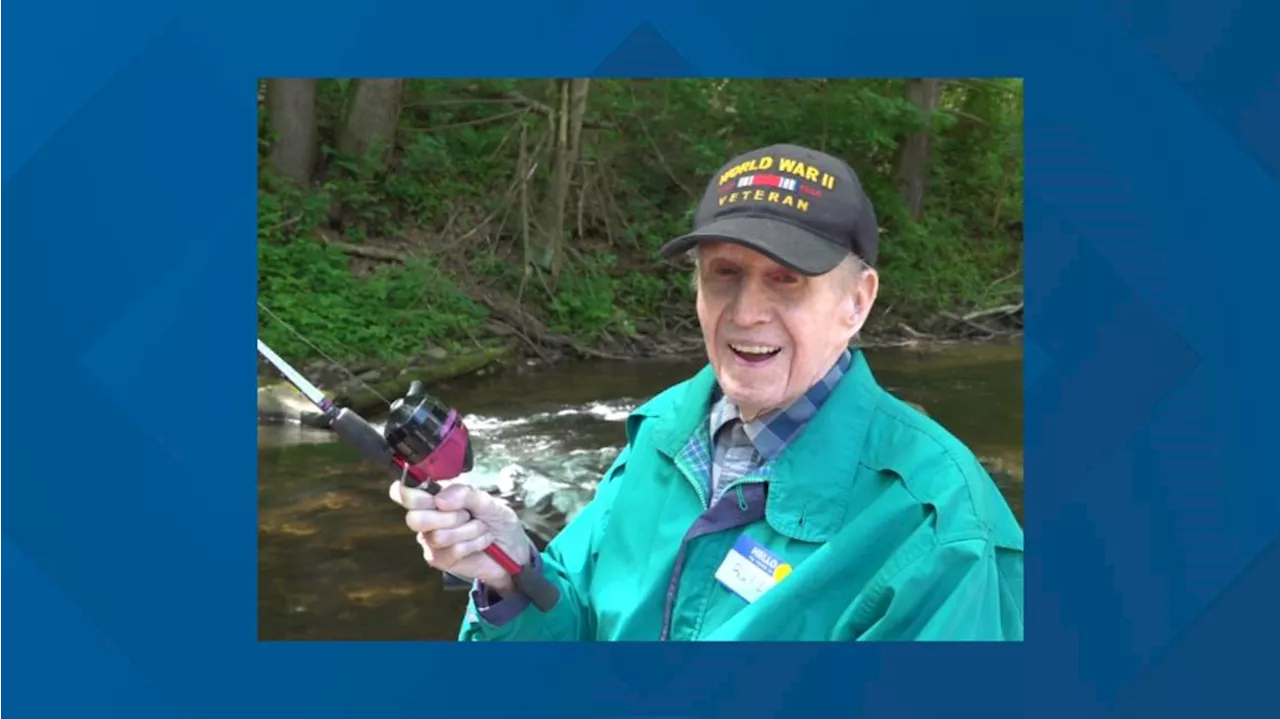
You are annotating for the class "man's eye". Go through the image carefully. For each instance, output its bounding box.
[773,274,799,284]
[714,267,739,277]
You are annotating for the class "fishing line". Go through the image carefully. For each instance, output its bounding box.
[257,300,392,405]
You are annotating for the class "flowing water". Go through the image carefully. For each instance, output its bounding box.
[258,342,1023,641]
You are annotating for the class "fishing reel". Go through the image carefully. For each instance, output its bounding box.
[383,380,474,486]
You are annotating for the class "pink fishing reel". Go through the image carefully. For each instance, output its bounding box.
[383,380,474,485]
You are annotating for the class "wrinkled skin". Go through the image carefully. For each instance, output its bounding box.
[695,242,878,421]
[388,480,531,596]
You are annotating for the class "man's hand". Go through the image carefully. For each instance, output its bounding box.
[388,481,532,596]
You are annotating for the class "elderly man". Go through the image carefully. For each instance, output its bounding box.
[390,143,1025,641]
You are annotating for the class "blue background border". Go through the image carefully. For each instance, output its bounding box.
[5,1,1278,717]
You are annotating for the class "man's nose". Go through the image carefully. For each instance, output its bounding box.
[730,278,772,325]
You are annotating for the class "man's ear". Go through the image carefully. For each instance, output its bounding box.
[851,268,879,329]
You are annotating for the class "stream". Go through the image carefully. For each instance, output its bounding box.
[258,342,1023,641]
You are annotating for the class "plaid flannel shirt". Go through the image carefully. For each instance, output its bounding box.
[677,349,853,506]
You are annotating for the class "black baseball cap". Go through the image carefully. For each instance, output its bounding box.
[660,143,878,274]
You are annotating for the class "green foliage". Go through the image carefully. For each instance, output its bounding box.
[258,78,1024,361]
[876,216,1021,319]
[257,174,489,364]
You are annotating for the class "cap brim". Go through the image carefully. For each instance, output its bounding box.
[659,216,849,276]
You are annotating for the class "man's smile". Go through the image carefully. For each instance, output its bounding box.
[728,342,783,364]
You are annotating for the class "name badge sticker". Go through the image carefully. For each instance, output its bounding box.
[715,534,792,604]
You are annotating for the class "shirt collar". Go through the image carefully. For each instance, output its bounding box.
[709,348,853,460]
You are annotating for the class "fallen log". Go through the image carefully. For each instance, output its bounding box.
[318,235,408,263]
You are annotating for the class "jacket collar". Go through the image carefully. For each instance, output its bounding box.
[648,349,880,543]
[707,350,853,461]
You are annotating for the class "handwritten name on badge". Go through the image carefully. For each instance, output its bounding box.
[715,534,793,604]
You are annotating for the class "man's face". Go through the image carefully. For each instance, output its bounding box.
[695,241,876,420]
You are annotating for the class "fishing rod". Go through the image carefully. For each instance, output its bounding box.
[256,338,561,613]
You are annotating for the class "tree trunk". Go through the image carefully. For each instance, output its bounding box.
[895,78,943,221]
[338,79,405,166]
[266,79,318,185]
[534,79,591,283]
[566,79,591,162]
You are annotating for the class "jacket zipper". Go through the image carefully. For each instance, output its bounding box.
[719,476,765,506]
[659,471,765,640]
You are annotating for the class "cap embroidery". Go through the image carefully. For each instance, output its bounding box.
[719,186,813,212]
[714,153,838,215]
[718,154,839,190]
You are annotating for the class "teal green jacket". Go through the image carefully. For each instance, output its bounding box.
[458,350,1024,641]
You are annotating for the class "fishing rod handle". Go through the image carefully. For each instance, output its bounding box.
[405,468,561,612]
[330,408,398,470]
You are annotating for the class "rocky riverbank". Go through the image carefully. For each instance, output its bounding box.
[258,344,511,425]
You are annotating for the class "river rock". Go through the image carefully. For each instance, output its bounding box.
[258,384,328,428]
[295,361,348,390]
[979,455,1022,486]
[304,360,331,378]
[519,486,595,543]
[332,345,512,416]
[522,492,570,544]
